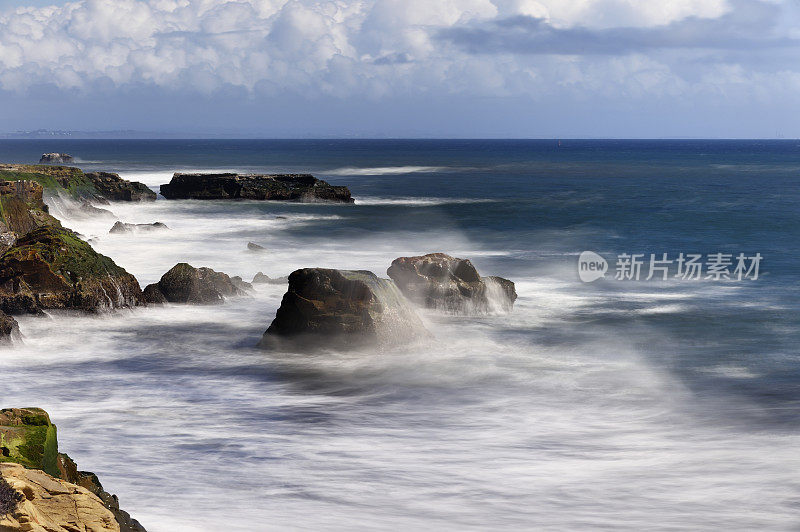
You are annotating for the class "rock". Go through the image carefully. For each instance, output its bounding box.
[85,172,156,202]
[142,263,247,305]
[247,242,265,252]
[0,180,62,255]
[252,272,271,283]
[260,268,428,349]
[160,173,354,203]
[387,253,517,314]
[38,153,73,164]
[230,276,253,292]
[78,202,116,218]
[0,408,146,531]
[0,226,144,315]
[0,311,19,342]
[251,272,289,285]
[109,221,168,234]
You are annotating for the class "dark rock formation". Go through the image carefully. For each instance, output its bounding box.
[0,179,63,255]
[109,221,169,234]
[387,253,517,314]
[78,202,116,218]
[0,226,144,315]
[85,172,156,202]
[160,173,354,203]
[0,407,146,531]
[247,242,265,252]
[143,263,248,305]
[38,153,73,164]
[260,268,428,349]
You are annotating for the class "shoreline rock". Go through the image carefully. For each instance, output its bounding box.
[387,253,517,314]
[86,172,156,202]
[0,407,146,531]
[260,268,428,350]
[160,173,354,203]
[0,226,144,315]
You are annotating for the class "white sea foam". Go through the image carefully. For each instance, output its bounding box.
[326,166,446,176]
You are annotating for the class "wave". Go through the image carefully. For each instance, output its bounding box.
[355,196,497,206]
[326,166,446,176]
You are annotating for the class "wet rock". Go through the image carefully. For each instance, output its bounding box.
[109,221,169,234]
[39,153,73,164]
[387,253,517,314]
[160,173,354,203]
[247,242,265,252]
[260,268,428,349]
[85,172,156,202]
[230,276,254,292]
[79,202,116,218]
[0,408,146,531]
[143,263,247,305]
[251,272,289,285]
[0,311,19,342]
[0,226,144,315]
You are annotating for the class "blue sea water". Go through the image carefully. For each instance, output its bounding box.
[0,140,798,530]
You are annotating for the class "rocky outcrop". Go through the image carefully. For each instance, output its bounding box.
[247,242,265,252]
[387,253,517,314]
[0,408,146,532]
[109,221,168,234]
[38,153,73,164]
[85,172,156,202]
[142,263,248,305]
[0,180,62,253]
[260,268,428,349]
[0,226,144,315]
[160,173,354,203]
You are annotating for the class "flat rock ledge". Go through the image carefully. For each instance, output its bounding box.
[159,173,354,203]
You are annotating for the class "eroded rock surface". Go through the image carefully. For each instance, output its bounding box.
[38,153,73,164]
[387,253,517,314]
[109,221,168,234]
[85,172,156,202]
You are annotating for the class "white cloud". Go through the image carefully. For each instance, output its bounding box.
[0,0,796,104]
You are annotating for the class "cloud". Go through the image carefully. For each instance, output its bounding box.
[438,0,795,55]
[0,0,798,131]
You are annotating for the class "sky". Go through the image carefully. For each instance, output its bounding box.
[0,0,798,138]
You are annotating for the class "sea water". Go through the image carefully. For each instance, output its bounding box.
[0,139,798,530]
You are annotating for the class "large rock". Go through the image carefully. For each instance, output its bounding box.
[39,153,73,164]
[0,180,62,255]
[142,263,248,304]
[387,253,517,314]
[0,226,144,315]
[0,408,146,532]
[260,268,428,349]
[160,173,354,203]
[85,172,156,202]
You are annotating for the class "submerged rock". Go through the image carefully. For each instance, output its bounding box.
[247,241,265,252]
[160,173,354,203]
[0,407,146,532]
[387,253,517,314]
[38,153,73,164]
[85,172,156,202]
[0,226,144,315]
[109,221,169,234]
[252,272,289,285]
[143,263,248,304]
[260,268,428,349]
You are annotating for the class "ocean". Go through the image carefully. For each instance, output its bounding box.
[0,139,798,530]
